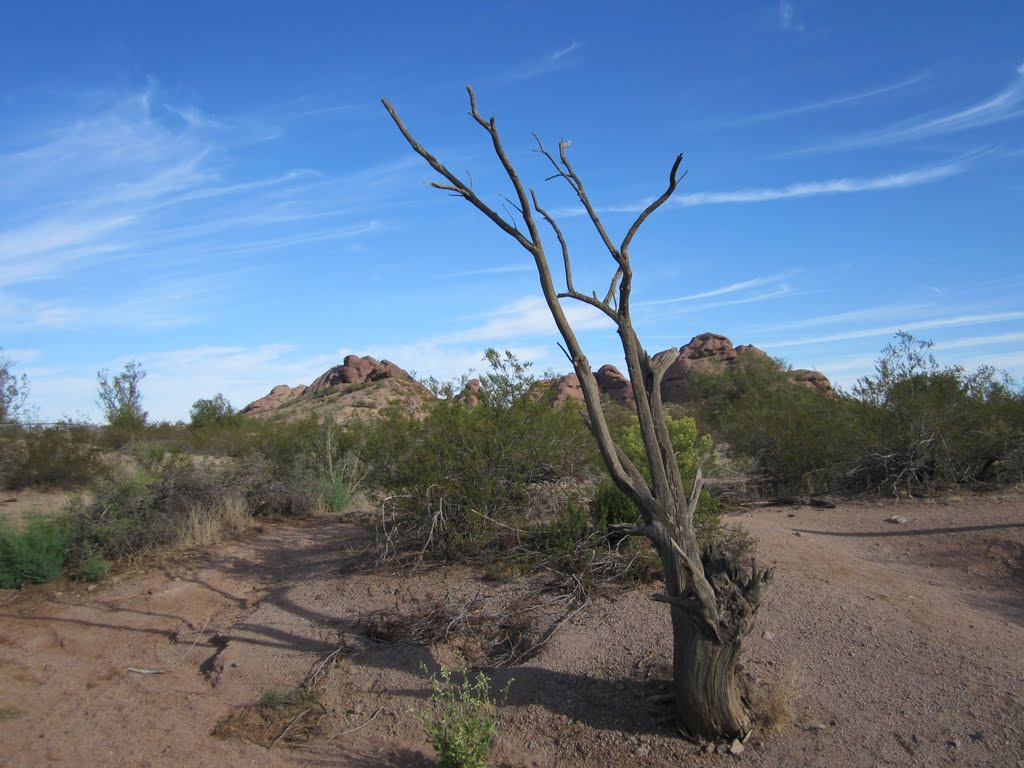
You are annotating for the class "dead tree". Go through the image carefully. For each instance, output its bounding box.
[382,87,773,740]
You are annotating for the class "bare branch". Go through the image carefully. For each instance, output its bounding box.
[603,267,624,306]
[557,141,623,265]
[464,86,544,249]
[382,97,535,252]
[608,522,655,539]
[499,193,524,216]
[620,154,686,256]
[555,289,620,322]
[532,134,580,192]
[530,189,575,293]
[556,341,572,365]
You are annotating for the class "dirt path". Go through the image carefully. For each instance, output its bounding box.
[1,496,1022,767]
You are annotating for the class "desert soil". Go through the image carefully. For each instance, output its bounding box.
[1,493,1022,767]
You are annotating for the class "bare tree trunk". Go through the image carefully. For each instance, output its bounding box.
[672,604,748,734]
[381,87,773,741]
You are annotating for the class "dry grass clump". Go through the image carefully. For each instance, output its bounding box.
[362,592,551,669]
[213,644,346,748]
[181,496,253,548]
[749,661,807,731]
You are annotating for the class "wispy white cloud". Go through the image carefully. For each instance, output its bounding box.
[763,303,934,332]
[498,41,584,82]
[439,294,613,344]
[441,264,535,279]
[638,273,790,306]
[761,310,1024,348]
[552,41,580,61]
[722,73,928,126]
[670,164,962,207]
[817,62,1024,151]
[553,163,962,219]
[0,82,407,334]
[932,331,1024,352]
[778,1,803,31]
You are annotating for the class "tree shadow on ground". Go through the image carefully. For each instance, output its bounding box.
[791,522,1024,538]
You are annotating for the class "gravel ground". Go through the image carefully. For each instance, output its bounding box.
[1,493,1021,767]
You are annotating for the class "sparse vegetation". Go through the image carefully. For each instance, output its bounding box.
[689,332,1024,497]
[366,350,596,562]
[0,515,70,589]
[189,393,238,429]
[97,360,148,430]
[420,666,509,768]
[0,348,30,424]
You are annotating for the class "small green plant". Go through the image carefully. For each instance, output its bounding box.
[96,360,147,430]
[258,687,291,708]
[75,554,110,583]
[421,666,509,768]
[189,393,238,429]
[0,515,70,588]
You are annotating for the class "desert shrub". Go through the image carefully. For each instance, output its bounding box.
[0,422,104,490]
[421,666,508,768]
[62,455,247,564]
[97,360,147,430]
[75,554,110,583]
[366,351,596,560]
[688,334,1024,496]
[0,348,30,425]
[687,354,864,496]
[189,393,238,429]
[0,515,71,588]
[590,414,721,534]
[848,333,1024,493]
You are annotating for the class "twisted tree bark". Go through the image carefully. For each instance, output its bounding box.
[382,87,773,740]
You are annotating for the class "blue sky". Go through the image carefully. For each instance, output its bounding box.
[2,1,1022,422]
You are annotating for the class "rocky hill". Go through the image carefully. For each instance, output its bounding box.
[240,354,434,422]
[540,332,832,408]
[240,335,832,422]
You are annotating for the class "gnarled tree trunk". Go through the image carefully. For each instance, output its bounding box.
[383,87,773,740]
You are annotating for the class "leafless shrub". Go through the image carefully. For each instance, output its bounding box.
[362,590,576,669]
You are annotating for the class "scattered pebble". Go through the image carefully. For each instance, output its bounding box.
[887,515,908,524]
[729,738,745,755]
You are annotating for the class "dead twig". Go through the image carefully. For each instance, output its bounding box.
[269,708,311,750]
[330,706,386,739]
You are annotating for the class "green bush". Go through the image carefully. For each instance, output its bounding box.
[687,333,1024,496]
[0,423,103,491]
[189,394,238,429]
[365,351,595,560]
[97,360,148,430]
[589,414,721,533]
[421,667,509,768]
[849,334,1024,493]
[0,515,70,589]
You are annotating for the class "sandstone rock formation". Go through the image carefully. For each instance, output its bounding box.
[307,355,411,394]
[535,332,831,410]
[239,384,307,415]
[240,354,432,421]
[790,368,834,395]
[454,379,482,406]
[660,332,769,403]
[542,373,585,408]
[240,337,832,422]
[594,364,634,409]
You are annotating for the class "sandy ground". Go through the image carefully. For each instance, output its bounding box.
[0,489,80,528]
[1,494,1022,767]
